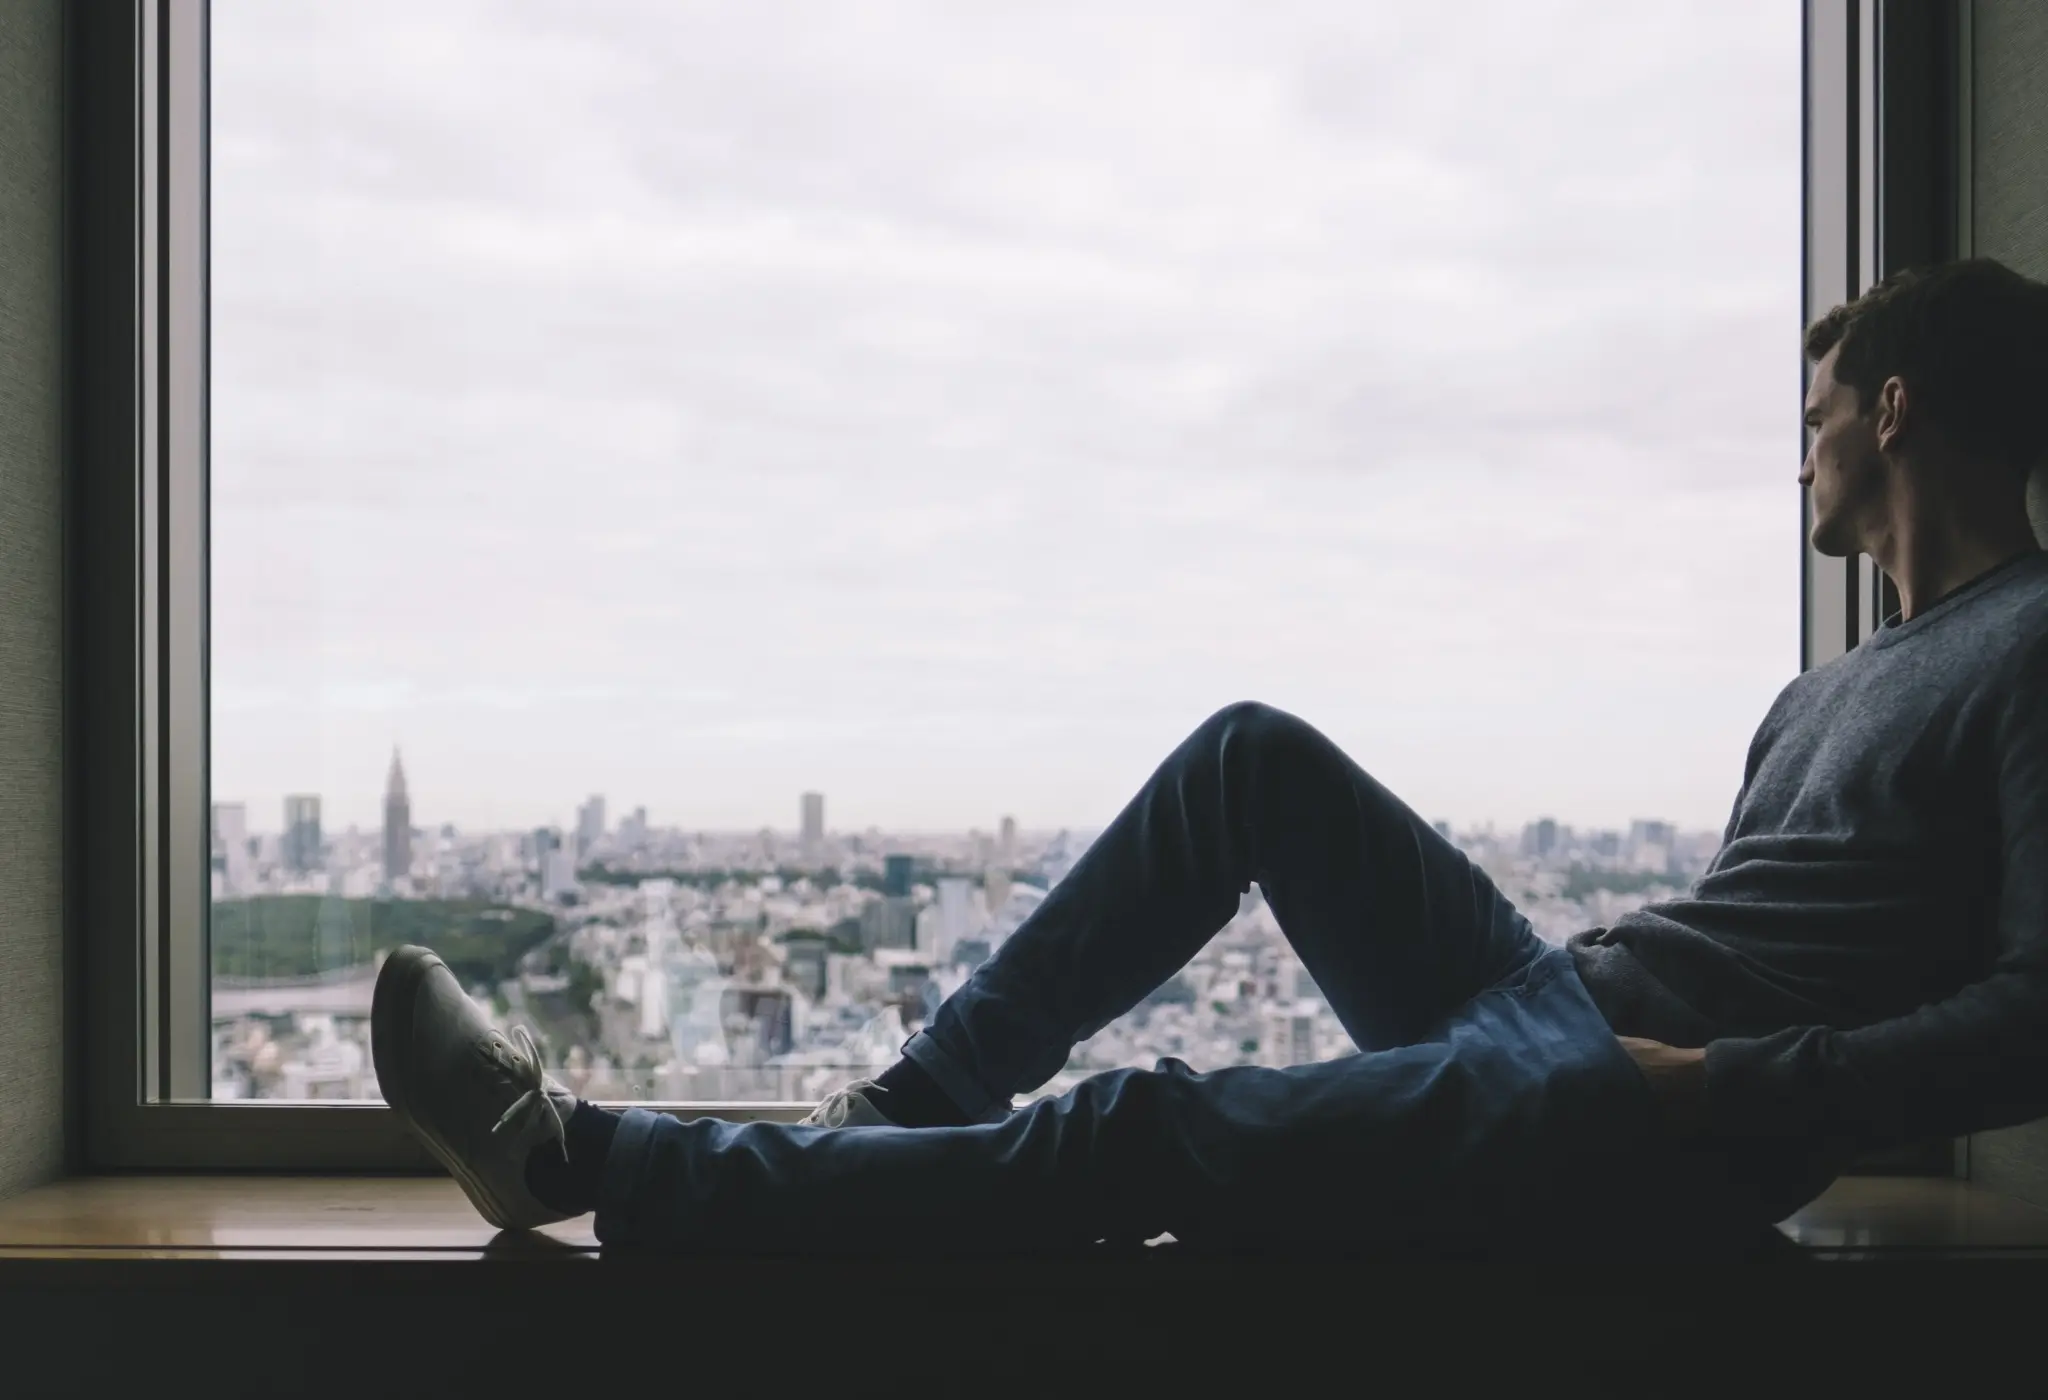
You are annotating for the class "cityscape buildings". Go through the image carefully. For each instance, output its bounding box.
[206,752,1721,1105]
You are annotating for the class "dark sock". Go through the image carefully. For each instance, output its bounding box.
[869,1057,972,1128]
[524,1100,622,1216]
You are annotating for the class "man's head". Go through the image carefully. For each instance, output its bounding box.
[1801,259,2048,558]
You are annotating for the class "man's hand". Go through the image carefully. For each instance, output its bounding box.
[1616,1035,1709,1139]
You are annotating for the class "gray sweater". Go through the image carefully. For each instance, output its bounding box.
[1569,548,2048,1193]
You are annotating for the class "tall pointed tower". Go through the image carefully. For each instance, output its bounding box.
[382,748,412,886]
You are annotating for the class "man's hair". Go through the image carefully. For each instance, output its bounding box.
[1804,258,2048,469]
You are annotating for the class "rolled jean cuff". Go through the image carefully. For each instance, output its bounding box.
[592,1106,665,1244]
[900,1028,1012,1124]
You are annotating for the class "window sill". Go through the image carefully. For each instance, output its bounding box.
[6,1175,2048,1390]
[3,1172,2047,1262]
[0,1174,596,1260]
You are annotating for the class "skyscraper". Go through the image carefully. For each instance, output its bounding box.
[532,826,578,899]
[382,750,412,885]
[544,845,579,900]
[882,853,914,898]
[283,794,322,875]
[983,868,1012,924]
[933,876,981,966]
[211,801,250,895]
[618,805,649,850]
[800,791,825,864]
[999,814,1017,866]
[781,931,831,1001]
[1627,818,1677,874]
[576,794,606,857]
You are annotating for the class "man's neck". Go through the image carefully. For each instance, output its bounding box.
[1864,460,2039,620]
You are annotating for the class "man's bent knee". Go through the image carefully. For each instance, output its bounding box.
[1199,700,1334,773]
[1201,699,1309,745]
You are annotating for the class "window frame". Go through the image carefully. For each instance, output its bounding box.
[73,0,807,1170]
[74,0,1959,1169]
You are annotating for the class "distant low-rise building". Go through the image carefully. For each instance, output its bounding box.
[861,894,917,951]
[283,794,322,875]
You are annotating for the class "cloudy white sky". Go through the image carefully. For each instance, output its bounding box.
[209,0,1801,837]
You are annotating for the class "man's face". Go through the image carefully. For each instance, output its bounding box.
[1801,345,1885,557]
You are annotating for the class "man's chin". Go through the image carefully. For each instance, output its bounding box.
[1808,524,1856,558]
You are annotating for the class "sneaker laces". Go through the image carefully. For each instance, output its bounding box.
[805,1079,884,1128]
[489,1025,569,1161]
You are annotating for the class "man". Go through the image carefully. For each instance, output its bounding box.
[373,258,2048,1253]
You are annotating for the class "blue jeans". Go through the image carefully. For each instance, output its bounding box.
[595,702,1747,1252]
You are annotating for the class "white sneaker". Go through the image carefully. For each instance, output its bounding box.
[372,944,582,1230]
[800,1079,895,1128]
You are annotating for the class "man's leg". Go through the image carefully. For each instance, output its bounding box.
[896,700,1541,1122]
[594,946,1708,1253]
[374,702,1674,1250]
[375,900,1730,1252]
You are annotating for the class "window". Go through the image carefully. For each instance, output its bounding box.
[198,0,1799,1108]
[82,0,1913,1167]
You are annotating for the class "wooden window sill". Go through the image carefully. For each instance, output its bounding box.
[1778,1174,2048,1256]
[9,1175,2048,1391]
[0,1175,596,1261]
[3,1173,2048,1262]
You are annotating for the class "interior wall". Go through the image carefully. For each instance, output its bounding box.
[1966,0,2048,1204]
[0,0,67,1201]
[1972,0,2048,280]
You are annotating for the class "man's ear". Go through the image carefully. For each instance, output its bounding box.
[1875,375,1909,451]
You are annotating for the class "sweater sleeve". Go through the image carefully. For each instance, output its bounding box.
[1698,633,2048,1150]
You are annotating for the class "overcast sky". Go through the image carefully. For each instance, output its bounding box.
[208,0,1801,837]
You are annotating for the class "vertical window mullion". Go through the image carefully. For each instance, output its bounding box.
[136,0,163,1101]
[1802,0,1864,672]
[162,0,212,1100]
[137,0,210,1103]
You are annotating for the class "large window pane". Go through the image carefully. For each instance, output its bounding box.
[207,1,1798,1103]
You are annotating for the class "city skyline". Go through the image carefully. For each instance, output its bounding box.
[215,755,1715,846]
[208,757,1713,1105]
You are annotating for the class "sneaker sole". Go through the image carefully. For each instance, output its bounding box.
[372,947,531,1232]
